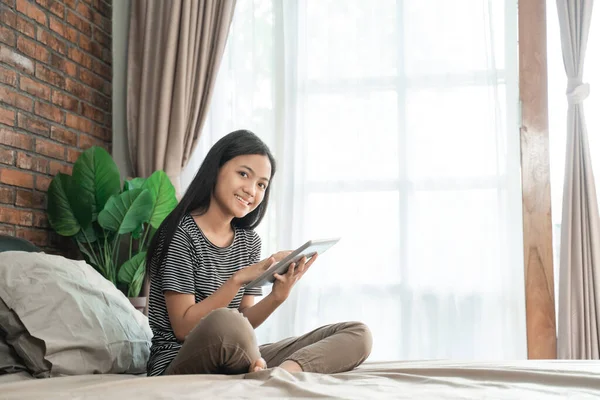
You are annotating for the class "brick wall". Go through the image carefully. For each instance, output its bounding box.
[0,0,112,253]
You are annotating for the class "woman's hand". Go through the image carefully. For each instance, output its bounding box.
[271,254,318,303]
[233,251,292,285]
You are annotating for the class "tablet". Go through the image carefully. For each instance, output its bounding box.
[245,238,341,289]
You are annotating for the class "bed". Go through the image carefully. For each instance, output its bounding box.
[1,235,599,399]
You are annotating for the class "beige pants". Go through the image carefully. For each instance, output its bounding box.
[165,308,372,375]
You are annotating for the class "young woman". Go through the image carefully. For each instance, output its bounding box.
[146,130,372,376]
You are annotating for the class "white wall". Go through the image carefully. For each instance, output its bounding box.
[111,0,133,178]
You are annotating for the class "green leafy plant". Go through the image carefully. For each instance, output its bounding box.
[47,146,177,297]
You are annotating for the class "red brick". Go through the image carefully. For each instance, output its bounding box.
[16,0,47,26]
[65,78,93,102]
[0,25,16,46]
[51,91,79,112]
[16,227,49,246]
[35,64,66,89]
[37,29,67,55]
[20,76,51,100]
[0,223,15,236]
[78,33,91,52]
[67,47,92,69]
[0,224,15,236]
[91,12,110,35]
[0,46,34,74]
[81,103,104,124]
[91,92,110,110]
[0,128,34,150]
[66,113,92,134]
[75,2,92,19]
[66,148,81,163]
[0,168,34,188]
[0,148,14,165]
[35,138,65,160]
[93,27,110,47]
[16,16,35,38]
[97,0,111,18]
[33,210,48,227]
[93,125,110,141]
[0,65,17,87]
[91,60,110,79]
[35,102,64,123]
[1,0,15,7]
[17,35,49,63]
[80,68,103,88]
[48,53,77,77]
[48,160,72,175]
[0,107,15,126]
[35,175,51,191]
[16,152,49,173]
[17,112,50,136]
[102,81,111,96]
[0,86,34,111]
[50,125,77,145]
[89,40,105,61]
[0,206,33,226]
[0,6,17,27]
[48,15,64,36]
[101,47,111,65]
[50,16,79,43]
[35,0,64,18]
[79,133,103,150]
[63,0,76,9]
[66,10,91,36]
[0,187,14,203]
[16,189,46,209]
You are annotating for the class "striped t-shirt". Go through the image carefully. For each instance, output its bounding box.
[146,213,263,376]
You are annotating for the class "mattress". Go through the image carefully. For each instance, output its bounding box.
[1,360,599,399]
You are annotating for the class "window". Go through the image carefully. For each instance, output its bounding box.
[184,0,526,360]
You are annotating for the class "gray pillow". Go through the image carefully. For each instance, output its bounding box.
[0,252,153,377]
[0,325,28,375]
[0,298,50,377]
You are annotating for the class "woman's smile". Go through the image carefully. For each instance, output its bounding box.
[235,194,251,207]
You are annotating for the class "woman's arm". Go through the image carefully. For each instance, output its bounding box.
[165,257,275,341]
[239,294,284,328]
[165,277,243,341]
[239,255,317,328]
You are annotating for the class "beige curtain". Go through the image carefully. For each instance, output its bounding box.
[126,0,236,192]
[556,0,600,359]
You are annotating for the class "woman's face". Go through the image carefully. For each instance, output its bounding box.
[212,154,272,219]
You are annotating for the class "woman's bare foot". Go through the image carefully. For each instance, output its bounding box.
[279,360,303,373]
[249,357,267,373]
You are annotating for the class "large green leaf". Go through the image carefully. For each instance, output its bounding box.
[68,183,93,230]
[75,223,97,243]
[72,146,121,220]
[129,265,146,298]
[143,170,178,229]
[98,189,153,234]
[118,252,146,297]
[132,223,145,239]
[77,241,99,270]
[124,178,146,191]
[47,173,80,236]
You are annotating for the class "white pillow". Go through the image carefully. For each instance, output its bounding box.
[0,252,152,376]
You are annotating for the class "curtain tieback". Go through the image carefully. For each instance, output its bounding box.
[566,80,590,105]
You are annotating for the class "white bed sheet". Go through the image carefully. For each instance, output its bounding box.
[1,360,599,399]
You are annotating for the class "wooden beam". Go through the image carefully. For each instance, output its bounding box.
[518,0,557,359]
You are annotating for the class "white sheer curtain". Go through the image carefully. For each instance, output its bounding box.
[547,0,600,319]
[182,0,526,361]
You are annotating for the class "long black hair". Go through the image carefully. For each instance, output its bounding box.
[147,130,276,274]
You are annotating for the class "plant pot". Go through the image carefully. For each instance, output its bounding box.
[129,296,147,314]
